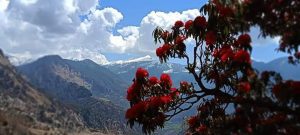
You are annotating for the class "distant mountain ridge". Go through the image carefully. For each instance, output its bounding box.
[106,56,300,83]
[252,57,300,80]
[17,55,139,134]
[18,55,128,106]
[14,54,299,135]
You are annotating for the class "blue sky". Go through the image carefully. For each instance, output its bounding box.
[100,0,205,26]
[0,0,288,65]
[99,0,207,61]
[99,0,287,62]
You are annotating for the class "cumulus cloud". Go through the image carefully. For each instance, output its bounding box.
[131,9,200,54]
[0,0,282,66]
[0,0,119,65]
[0,0,202,65]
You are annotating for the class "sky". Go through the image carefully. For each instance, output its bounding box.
[0,0,288,65]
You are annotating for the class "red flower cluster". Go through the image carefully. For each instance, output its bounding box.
[170,88,180,97]
[126,82,141,101]
[196,124,207,133]
[156,43,172,58]
[175,36,186,45]
[149,76,160,85]
[185,20,193,30]
[188,116,198,127]
[180,81,189,87]
[218,6,234,17]
[213,45,235,63]
[233,50,251,64]
[237,34,251,47]
[156,47,164,57]
[272,83,284,100]
[174,20,184,28]
[180,81,191,93]
[205,31,217,46]
[126,101,148,119]
[194,16,207,29]
[289,81,300,94]
[160,73,173,88]
[126,67,186,130]
[148,95,172,109]
[237,81,251,93]
[219,45,234,62]
[273,81,300,100]
[136,67,149,80]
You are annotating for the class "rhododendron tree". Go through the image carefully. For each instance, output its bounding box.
[126,0,300,134]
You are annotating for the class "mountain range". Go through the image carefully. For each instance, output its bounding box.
[1,48,299,134]
[17,55,138,134]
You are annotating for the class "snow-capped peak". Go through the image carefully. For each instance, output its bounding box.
[106,55,153,65]
[7,54,35,66]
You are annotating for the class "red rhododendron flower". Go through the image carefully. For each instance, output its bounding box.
[180,81,189,87]
[188,116,198,127]
[160,95,172,104]
[180,81,189,91]
[205,31,217,46]
[238,34,251,46]
[174,20,184,28]
[148,96,161,108]
[175,35,186,44]
[160,73,173,88]
[290,81,300,94]
[136,67,149,79]
[233,50,251,64]
[149,76,160,85]
[219,45,234,62]
[148,95,172,108]
[125,101,148,119]
[170,88,179,97]
[243,0,252,4]
[162,43,171,53]
[156,47,164,57]
[185,20,193,30]
[194,16,207,29]
[126,82,141,101]
[237,81,251,93]
[272,83,283,99]
[196,124,207,133]
[218,6,234,17]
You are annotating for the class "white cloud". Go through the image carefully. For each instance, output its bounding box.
[0,0,119,65]
[0,0,10,12]
[0,0,282,66]
[249,27,280,47]
[0,0,201,65]
[134,9,200,54]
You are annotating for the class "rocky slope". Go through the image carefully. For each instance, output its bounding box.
[0,49,88,134]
